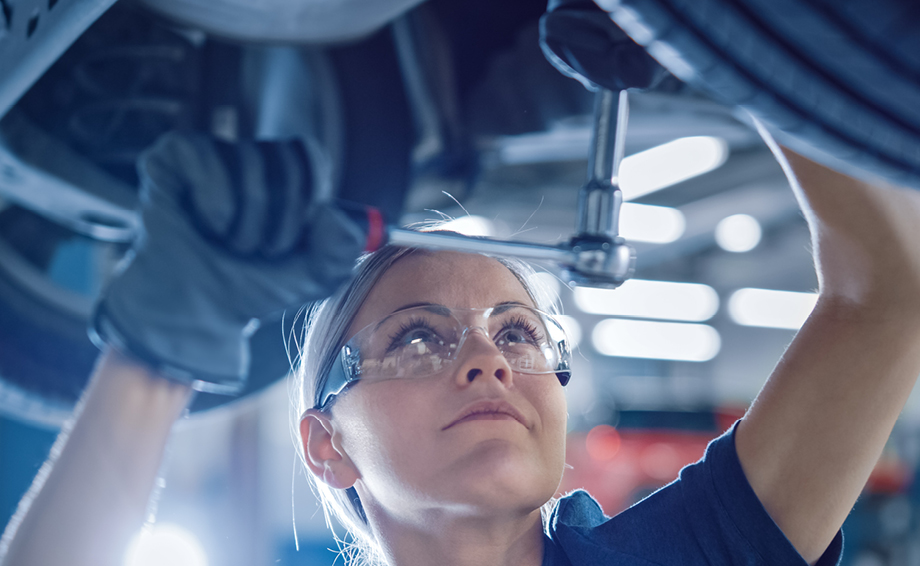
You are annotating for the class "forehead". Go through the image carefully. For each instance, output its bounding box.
[350,251,535,331]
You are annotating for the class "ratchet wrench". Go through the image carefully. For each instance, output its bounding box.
[387,88,635,289]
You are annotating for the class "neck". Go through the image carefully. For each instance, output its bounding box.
[364,502,546,566]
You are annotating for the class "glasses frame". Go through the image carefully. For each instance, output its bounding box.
[314,305,572,410]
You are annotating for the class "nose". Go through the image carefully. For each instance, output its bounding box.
[454,328,514,387]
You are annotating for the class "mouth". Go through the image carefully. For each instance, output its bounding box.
[444,400,528,430]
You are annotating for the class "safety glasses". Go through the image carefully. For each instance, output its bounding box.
[314,304,571,410]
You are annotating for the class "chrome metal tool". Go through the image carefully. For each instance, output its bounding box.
[387,87,635,289]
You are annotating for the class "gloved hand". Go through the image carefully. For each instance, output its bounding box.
[540,0,667,92]
[91,131,377,394]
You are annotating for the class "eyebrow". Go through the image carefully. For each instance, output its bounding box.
[374,302,452,332]
[387,300,531,318]
[492,301,530,314]
[391,302,453,316]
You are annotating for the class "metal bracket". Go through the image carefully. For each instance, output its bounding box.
[0,110,138,241]
[0,0,119,120]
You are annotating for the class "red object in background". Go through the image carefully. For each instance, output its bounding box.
[559,427,717,516]
[560,412,914,517]
[585,425,622,462]
[866,453,912,495]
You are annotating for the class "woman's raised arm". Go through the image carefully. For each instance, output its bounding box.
[1,132,370,566]
[0,350,192,566]
[736,142,920,564]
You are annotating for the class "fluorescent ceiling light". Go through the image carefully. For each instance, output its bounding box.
[728,288,818,329]
[556,314,582,349]
[125,523,209,566]
[715,214,762,252]
[574,279,719,322]
[619,136,728,200]
[620,203,685,244]
[439,215,495,237]
[591,319,721,362]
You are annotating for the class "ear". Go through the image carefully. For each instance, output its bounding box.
[300,409,360,490]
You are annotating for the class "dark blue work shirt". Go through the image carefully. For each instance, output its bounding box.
[543,424,843,565]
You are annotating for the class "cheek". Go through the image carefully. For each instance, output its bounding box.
[332,381,441,477]
[530,379,569,473]
[548,392,568,445]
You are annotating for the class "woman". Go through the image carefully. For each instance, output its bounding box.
[3,124,920,565]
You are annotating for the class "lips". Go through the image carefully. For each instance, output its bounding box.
[443,399,528,430]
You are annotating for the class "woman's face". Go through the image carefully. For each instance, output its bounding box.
[330,251,568,523]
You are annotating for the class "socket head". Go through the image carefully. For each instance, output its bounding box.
[561,235,636,289]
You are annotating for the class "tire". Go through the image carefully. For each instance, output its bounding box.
[598,0,920,187]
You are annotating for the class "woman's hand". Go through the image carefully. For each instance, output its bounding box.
[94,132,370,393]
[736,142,920,564]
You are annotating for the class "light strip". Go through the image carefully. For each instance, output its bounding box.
[619,136,728,200]
[574,279,719,322]
[591,319,721,362]
[728,288,818,329]
[619,203,685,244]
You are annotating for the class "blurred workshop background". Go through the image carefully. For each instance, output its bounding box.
[2,0,920,565]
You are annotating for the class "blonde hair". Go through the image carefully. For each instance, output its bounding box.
[290,241,563,565]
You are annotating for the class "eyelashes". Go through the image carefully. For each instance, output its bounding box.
[386,315,546,353]
[497,316,544,345]
[387,317,443,352]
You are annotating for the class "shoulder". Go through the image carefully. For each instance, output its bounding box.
[550,489,607,529]
[544,424,842,566]
[545,482,700,566]
[548,428,738,534]
[543,490,655,565]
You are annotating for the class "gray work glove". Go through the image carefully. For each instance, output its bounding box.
[92,131,374,394]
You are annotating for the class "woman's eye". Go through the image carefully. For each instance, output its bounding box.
[404,329,436,344]
[497,325,539,346]
[387,323,443,353]
[502,329,528,343]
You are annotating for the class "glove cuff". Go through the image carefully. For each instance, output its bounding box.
[89,302,248,395]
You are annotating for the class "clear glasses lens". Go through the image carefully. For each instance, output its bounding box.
[346,306,566,381]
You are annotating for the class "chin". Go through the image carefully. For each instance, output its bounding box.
[454,479,556,518]
[444,446,560,514]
